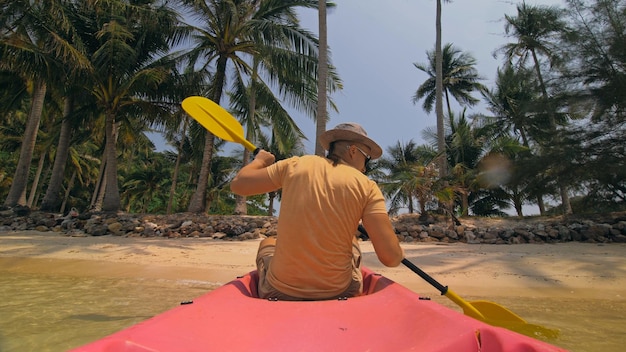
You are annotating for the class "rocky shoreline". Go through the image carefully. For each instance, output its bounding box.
[1,207,626,244]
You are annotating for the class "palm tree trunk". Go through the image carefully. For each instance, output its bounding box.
[27,151,47,208]
[315,0,328,156]
[235,60,262,215]
[268,191,276,216]
[41,97,74,211]
[91,147,107,211]
[167,118,188,214]
[4,80,47,207]
[102,112,121,212]
[461,190,469,217]
[537,195,546,215]
[435,0,453,220]
[60,170,77,215]
[516,127,545,215]
[435,0,447,178]
[234,153,249,214]
[188,55,227,213]
[187,114,216,214]
[530,49,571,215]
[510,187,524,217]
[418,195,427,214]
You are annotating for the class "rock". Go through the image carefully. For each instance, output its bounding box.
[107,222,125,236]
[1,209,626,245]
[612,234,626,243]
[500,229,514,240]
[13,205,31,217]
[465,230,480,244]
[212,232,227,239]
[88,225,109,236]
[446,229,458,240]
[515,229,534,241]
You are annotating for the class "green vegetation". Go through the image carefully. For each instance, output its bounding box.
[1,0,624,217]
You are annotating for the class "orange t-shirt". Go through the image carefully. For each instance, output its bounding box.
[265,155,387,299]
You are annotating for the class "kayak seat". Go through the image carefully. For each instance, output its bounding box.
[228,267,394,299]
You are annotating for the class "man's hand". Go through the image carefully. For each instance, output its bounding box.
[254,149,275,168]
[230,149,277,196]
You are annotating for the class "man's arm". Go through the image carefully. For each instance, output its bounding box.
[230,150,277,196]
[361,213,404,267]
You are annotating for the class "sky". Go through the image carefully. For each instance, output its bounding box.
[154,0,564,156]
[288,0,565,154]
[293,0,562,216]
[153,0,566,214]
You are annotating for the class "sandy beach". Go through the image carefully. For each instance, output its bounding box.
[1,230,625,301]
[2,230,626,352]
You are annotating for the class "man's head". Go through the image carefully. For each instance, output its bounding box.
[318,122,382,160]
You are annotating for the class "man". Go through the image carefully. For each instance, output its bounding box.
[230,122,404,300]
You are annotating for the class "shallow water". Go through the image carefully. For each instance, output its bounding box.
[428,293,626,352]
[0,268,624,352]
[0,271,216,352]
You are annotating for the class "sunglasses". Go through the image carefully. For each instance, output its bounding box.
[348,145,371,172]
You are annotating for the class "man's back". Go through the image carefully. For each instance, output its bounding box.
[230,122,404,301]
[265,155,387,299]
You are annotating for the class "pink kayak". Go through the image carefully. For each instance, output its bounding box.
[70,268,566,352]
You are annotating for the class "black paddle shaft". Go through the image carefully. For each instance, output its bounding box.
[357,225,449,295]
[400,258,449,295]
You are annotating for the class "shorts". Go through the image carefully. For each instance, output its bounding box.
[255,237,363,301]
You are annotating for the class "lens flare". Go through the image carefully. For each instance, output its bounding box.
[478,153,512,188]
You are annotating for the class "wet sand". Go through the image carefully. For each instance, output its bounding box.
[1,230,625,300]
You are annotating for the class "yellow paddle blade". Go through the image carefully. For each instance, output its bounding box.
[469,300,560,339]
[444,289,487,321]
[469,300,526,323]
[181,96,257,152]
[445,290,560,338]
[399,258,560,339]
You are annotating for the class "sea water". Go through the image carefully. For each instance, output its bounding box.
[0,271,216,351]
[0,265,624,352]
[428,292,626,352]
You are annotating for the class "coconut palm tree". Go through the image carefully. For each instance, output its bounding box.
[39,91,92,212]
[479,65,549,214]
[376,140,439,215]
[181,0,334,213]
[413,43,487,119]
[315,0,328,156]
[1,0,90,207]
[434,0,452,178]
[479,66,539,146]
[445,110,485,216]
[470,134,527,217]
[121,153,171,213]
[497,2,572,214]
[60,122,102,214]
[163,114,193,214]
[71,0,184,212]
[265,128,306,215]
[228,44,335,213]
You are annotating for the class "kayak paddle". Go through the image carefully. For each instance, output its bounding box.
[181,96,258,153]
[357,225,559,339]
[183,96,560,339]
[401,258,559,338]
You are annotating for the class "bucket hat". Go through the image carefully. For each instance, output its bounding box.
[318,122,382,159]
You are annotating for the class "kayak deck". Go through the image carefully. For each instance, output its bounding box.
[70,268,566,352]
